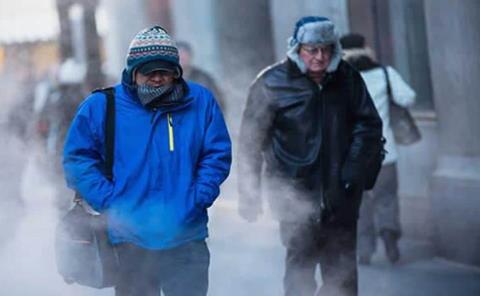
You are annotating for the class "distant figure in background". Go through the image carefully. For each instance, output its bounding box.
[6,66,36,143]
[44,59,87,170]
[1,65,33,247]
[177,41,226,111]
[340,33,416,265]
[34,59,87,213]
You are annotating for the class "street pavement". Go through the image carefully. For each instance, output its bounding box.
[208,194,480,296]
[0,149,479,296]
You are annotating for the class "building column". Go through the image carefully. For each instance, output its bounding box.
[170,0,219,79]
[56,0,74,61]
[145,0,174,33]
[211,0,275,133]
[83,0,104,89]
[100,0,148,78]
[424,0,480,266]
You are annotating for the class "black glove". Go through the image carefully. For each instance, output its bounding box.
[341,161,365,193]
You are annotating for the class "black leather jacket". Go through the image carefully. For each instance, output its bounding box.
[238,59,382,221]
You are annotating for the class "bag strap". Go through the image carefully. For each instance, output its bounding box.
[73,87,115,205]
[383,65,405,112]
[102,87,115,180]
[381,66,393,101]
[91,87,116,180]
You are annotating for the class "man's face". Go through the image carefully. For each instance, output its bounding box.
[135,70,175,87]
[299,44,333,74]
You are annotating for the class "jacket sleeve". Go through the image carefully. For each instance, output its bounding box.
[237,79,275,211]
[195,92,232,208]
[388,66,416,107]
[63,96,114,212]
[342,72,383,187]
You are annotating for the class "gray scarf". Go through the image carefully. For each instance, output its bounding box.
[137,82,185,108]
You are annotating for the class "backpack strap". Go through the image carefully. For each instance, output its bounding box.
[93,87,115,180]
[73,87,115,205]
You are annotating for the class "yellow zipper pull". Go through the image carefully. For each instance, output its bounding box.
[167,113,174,152]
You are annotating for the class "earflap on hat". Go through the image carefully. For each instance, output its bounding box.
[286,16,342,74]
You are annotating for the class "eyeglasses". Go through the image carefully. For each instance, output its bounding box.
[300,45,333,56]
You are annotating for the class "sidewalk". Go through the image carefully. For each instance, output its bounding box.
[0,158,478,295]
[359,239,480,296]
[208,197,480,296]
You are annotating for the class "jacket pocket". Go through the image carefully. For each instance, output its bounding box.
[265,136,321,179]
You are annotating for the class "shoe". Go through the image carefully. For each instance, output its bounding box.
[382,230,400,264]
[358,254,371,265]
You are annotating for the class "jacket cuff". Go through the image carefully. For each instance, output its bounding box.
[196,183,219,208]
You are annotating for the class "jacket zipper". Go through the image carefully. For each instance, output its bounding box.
[167,113,174,152]
[314,83,327,222]
[319,84,328,217]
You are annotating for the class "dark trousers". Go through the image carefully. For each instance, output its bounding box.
[114,240,210,296]
[280,220,358,296]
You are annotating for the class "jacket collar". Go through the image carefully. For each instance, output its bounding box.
[120,72,194,113]
[286,58,338,86]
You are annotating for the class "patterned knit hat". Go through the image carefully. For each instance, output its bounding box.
[286,16,342,74]
[125,26,182,80]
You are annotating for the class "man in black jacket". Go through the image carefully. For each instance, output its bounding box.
[237,16,383,296]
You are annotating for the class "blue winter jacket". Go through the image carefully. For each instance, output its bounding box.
[63,78,232,250]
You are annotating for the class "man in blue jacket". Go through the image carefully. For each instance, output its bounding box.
[63,26,232,296]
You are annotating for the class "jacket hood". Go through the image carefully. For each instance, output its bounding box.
[342,47,380,72]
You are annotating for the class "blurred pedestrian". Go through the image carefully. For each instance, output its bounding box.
[44,59,87,170]
[32,59,87,213]
[6,66,35,142]
[340,33,416,265]
[237,17,383,296]
[177,41,226,111]
[63,26,231,296]
[1,65,34,249]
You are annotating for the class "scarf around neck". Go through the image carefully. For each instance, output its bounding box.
[136,80,186,109]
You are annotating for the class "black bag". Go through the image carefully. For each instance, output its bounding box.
[382,67,421,145]
[55,87,118,289]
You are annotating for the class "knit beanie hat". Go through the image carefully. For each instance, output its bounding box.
[125,26,182,82]
[286,16,342,74]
